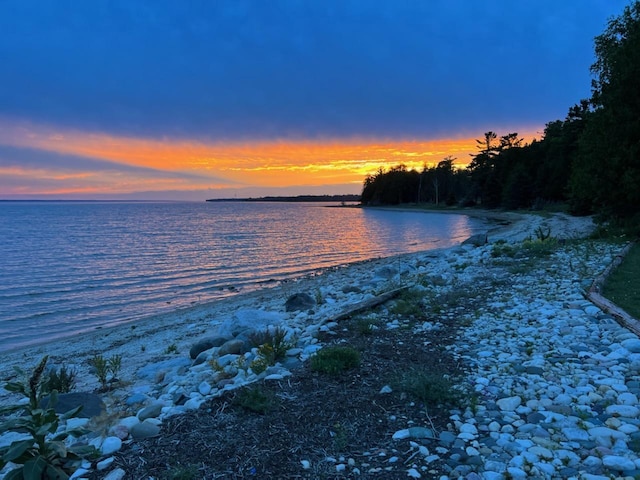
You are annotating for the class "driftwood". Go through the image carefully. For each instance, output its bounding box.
[586,242,640,336]
[332,286,409,323]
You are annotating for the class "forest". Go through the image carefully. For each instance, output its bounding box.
[361,2,640,224]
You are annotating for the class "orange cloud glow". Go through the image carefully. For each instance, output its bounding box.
[0,119,541,196]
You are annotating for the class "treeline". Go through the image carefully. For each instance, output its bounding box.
[362,2,640,222]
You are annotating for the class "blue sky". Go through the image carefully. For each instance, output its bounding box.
[0,0,629,199]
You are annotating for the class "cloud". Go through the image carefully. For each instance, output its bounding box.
[0,0,627,142]
[0,144,236,196]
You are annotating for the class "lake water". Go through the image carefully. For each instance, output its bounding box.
[0,201,490,351]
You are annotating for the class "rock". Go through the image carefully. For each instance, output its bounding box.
[190,336,229,359]
[41,392,105,418]
[100,436,122,455]
[103,468,125,480]
[622,338,640,353]
[130,421,161,439]
[407,427,435,439]
[218,339,246,355]
[462,233,488,246]
[602,454,636,471]
[496,395,522,411]
[285,292,316,312]
[606,404,640,418]
[97,457,115,471]
[342,285,362,294]
[137,403,164,421]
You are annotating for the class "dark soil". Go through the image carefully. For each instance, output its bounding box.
[90,288,484,480]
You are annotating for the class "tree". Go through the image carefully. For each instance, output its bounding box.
[570,1,640,218]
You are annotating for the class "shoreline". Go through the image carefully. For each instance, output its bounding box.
[0,211,595,389]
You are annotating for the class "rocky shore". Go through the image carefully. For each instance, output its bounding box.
[3,212,638,479]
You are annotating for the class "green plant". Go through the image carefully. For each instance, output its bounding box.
[249,327,295,365]
[165,343,178,354]
[310,346,360,375]
[89,354,122,390]
[249,357,269,375]
[233,386,275,414]
[42,365,77,394]
[331,422,349,450]
[0,356,97,479]
[393,368,460,406]
[534,226,552,242]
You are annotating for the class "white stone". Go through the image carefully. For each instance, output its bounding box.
[466,446,480,456]
[392,429,410,440]
[300,460,310,469]
[606,404,640,418]
[100,436,122,455]
[528,446,553,460]
[562,427,590,441]
[496,396,521,411]
[118,416,140,429]
[407,468,422,478]
[460,423,478,435]
[103,468,126,480]
[66,417,90,430]
[602,454,636,471]
[97,457,115,470]
[198,381,212,395]
[617,392,639,405]
[379,385,393,394]
[622,338,640,353]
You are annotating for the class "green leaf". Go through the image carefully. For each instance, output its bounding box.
[45,441,67,459]
[22,456,47,480]
[45,464,70,480]
[35,423,55,437]
[2,440,34,462]
[4,382,27,394]
[4,466,25,480]
[0,404,25,416]
[60,405,83,421]
[69,444,99,459]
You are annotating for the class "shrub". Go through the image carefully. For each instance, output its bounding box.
[393,368,460,406]
[42,365,77,394]
[0,357,97,478]
[233,386,275,414]
[310,346,360,375]
[89,354,123,390]
[249,326,295,365]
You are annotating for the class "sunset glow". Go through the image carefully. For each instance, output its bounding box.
[0,120,540,198]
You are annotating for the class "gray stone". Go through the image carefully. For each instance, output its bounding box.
[462,233,488,246]
[408,427,435,439]
[285,292,316,312]
[342,285,362,294]
[130,421,161,439]
[218,339,246,355]
[189,336,229,359]
[137,403,163,421]
[41,392,105,418]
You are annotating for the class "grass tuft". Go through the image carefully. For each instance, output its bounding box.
[310,346,360,375]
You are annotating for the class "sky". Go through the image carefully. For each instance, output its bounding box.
[0,0,629,200]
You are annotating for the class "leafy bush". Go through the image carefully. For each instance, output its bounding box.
[42,365,77,394]
[310,346,360,375]
[0,357,97,479]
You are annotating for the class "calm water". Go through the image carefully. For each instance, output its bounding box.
[0,201,489,351]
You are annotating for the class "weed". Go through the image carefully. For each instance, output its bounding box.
[353,318,378,336]
[310,346,360,375]
[166,343,179,354]
[534,226,552,242]
[0,357,98,478]
[89,354,123,390]
[249,326,295,365]
[249,357,269,375]
[393,368,460,406]
[330,422,349,450]
[42,364,77,394]
[233,386,275,414]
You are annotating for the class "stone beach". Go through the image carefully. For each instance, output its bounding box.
[1,211,638,479]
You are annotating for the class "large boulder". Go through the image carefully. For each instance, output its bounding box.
[41,392,106,418]
[462,233,488,247]
[189,336,230,359]
[285,293,316,312]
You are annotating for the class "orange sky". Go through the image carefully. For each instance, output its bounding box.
[0,120,541,198]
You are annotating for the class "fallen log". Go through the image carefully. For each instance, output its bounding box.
[332,286,410,323]
[586,242,640,335]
